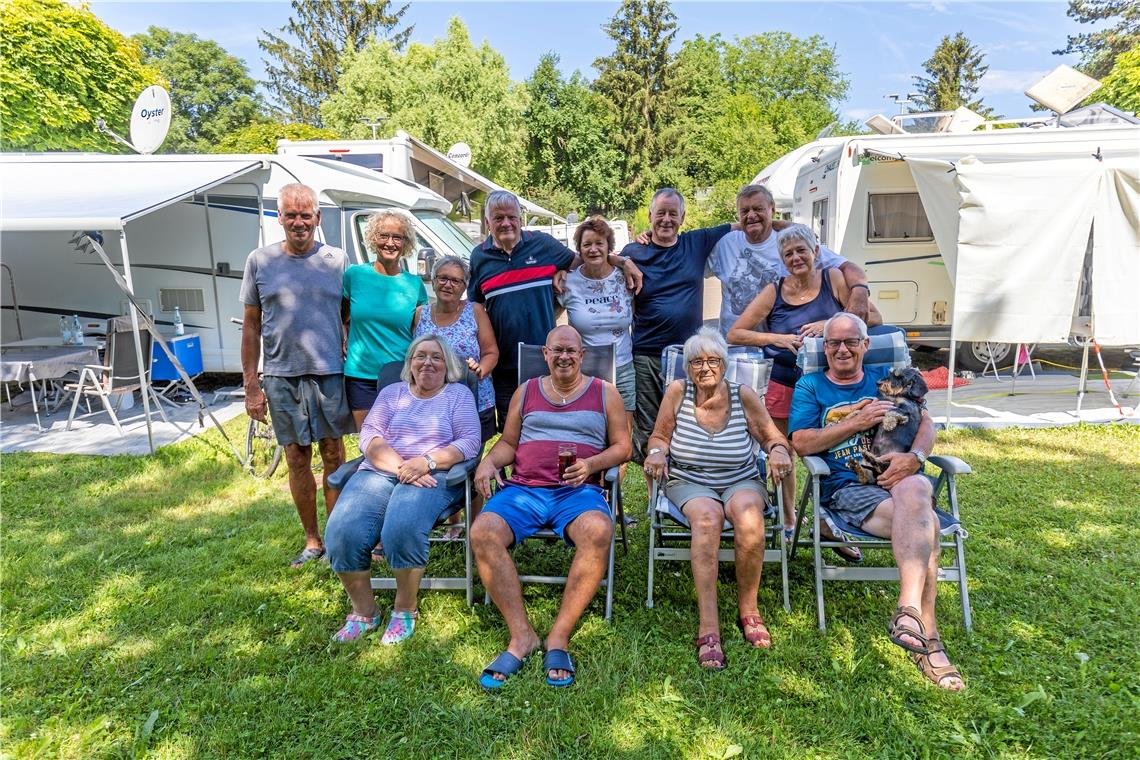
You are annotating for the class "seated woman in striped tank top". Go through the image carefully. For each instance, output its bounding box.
[643,327,793,670]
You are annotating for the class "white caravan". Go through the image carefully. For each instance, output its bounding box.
[752,120,1140,370]
[0,153,475,372]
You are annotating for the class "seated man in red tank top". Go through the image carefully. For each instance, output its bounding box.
[472,325,631,690]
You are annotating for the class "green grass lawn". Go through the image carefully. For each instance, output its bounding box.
[3,423,1138,759]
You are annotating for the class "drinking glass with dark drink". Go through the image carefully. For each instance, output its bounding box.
[558,443,578,481]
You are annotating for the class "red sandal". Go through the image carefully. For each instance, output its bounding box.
[694,633,727,670]
[737,614,772,648]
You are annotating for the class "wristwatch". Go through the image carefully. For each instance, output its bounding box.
[910,450,927,467]
[423,453,437,470]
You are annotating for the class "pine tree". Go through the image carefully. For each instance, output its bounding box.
[1055,0,1140,78]
[911,32,993,116]
[592,0,679,209]
[258,0,411,126]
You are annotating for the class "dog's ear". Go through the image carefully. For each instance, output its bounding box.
[907,368,929,399]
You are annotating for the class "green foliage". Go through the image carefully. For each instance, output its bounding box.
[133,26,265,153]
[1056,0,1140,78]
[213,121,339,153]
[0,0,162,152]
[321,18,528,187]
[592,0,680,209]
[1088,47,1140,111]
[911,32,995,116]
[259,0,412,126]
[2,423,1139,756]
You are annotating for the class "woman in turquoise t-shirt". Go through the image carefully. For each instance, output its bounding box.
[343,209,428,429]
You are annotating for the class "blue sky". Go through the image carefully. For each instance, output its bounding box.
[91,1,1087,123]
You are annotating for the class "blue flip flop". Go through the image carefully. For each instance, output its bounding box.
[479,650,527,690]
[544,649,576,688]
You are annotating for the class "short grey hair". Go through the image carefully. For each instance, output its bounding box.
[431,255,469,283]
[776,223,818,255]
[278,183,319,213]
[737,184,774,207]
[401,333,465,384]
[823,312,869,340]
[682,326,729,367]
[484,190,522,218]
[650,187,685,216]
[364,208,417,260]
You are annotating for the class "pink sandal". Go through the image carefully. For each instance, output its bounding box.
[331,613,381,643]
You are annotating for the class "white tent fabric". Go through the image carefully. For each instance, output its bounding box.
[906,157,962,281]
[952,158,1102,343]
[1092,165,1140,343]
[0,157,264,231]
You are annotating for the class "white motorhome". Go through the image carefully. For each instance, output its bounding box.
[753,117,1140,370]
[0,153,476,372]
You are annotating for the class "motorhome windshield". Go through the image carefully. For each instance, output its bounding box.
[414,211,477,254]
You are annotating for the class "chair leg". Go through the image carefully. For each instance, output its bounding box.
[812,479,827,632]
[464,481,474,608]
[646,480,658,609]
[96,386,124,435]
[947,476,974,634]
[617,488,629,554]
[66,369,93,431]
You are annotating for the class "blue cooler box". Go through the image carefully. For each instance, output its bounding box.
[152,333,203,381]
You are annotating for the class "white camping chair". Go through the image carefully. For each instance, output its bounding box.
[646,346,790,613]
[788,329,974,633]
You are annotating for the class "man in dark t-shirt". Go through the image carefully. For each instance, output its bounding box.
[621,188,732,462]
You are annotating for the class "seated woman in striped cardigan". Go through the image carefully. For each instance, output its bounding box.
[643,327,793,670]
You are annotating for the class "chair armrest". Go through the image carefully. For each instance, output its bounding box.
[327,455,365,491]
[603,465,620,483]
[928,455,972,475]
[802,455,831,477]
[445,458,478,487]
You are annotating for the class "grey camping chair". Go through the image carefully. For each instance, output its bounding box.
[788,329,974,633]
[645,345,790,613]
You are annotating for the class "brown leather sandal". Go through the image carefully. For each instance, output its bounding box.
[888,605,930,654]
[694,633,727,670]
[911,635,965,691]
[737,614,772,649]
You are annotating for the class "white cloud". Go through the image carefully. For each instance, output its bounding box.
[981,69,1050,96]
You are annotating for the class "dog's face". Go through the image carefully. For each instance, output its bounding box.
[876,366,928,401]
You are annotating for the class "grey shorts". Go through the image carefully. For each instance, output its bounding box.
[615,361,636,411]
[263,374,353,447]
[830,483,891,527]
[665,478,767,509]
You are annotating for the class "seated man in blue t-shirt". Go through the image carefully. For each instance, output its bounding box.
[788,312,964,692]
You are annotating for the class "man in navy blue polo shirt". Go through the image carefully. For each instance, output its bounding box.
[622,188,735,462]
[469,190,640,431]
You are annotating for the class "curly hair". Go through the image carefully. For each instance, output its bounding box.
[364,209,417,261]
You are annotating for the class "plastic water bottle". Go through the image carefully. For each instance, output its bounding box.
[59,315,70,344]
[72,314,85,345]
[173,306,185,336]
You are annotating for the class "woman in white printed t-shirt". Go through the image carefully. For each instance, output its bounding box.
[558,215,635,433]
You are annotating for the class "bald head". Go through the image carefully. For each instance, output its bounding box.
[546,325,583,349]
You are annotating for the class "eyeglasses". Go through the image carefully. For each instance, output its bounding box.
[823,338,865,350]
[375,233,406,244]
[434,275,465,287]
[412,352,444,364]
[689,357,724,369]
[545,346,581,357]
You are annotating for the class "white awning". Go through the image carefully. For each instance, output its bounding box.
[0,156,266,232]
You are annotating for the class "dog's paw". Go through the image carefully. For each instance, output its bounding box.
[881,410,907,432]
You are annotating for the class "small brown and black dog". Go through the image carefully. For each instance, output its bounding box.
[848,366,929,485]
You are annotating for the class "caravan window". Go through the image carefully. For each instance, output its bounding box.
[304,153,383,172]
[811,198,829,246]
[867,193,933,243]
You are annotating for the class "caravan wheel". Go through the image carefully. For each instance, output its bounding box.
[957,341,1012,373]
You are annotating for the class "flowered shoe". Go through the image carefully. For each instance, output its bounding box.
[331,613,382,643]
[381,610,417,645]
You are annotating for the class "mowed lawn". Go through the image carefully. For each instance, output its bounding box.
[2,423,1138,759]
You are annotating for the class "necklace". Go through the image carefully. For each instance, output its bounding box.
[547,375,583,405]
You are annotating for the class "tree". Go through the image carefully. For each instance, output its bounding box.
[213,122,340,154]
[911,32,994,115]
[321,18,528,187]
[0,0,161,151]
[522,54,625,214]
[133,27,265,153]
[259,0,412,126]
[1087,47,1140,112]
[592,0,679,209]
[1056,0,1140,78]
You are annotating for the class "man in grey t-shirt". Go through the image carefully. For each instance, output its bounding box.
[708,184,871,335]
[239,183,352,567]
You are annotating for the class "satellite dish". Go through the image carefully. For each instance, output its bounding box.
[129,85,172,154]
[447,142,472,168]
[1025,65,1100,115]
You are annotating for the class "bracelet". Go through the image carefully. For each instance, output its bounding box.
[850,283,870,292]
[768,443,790,455]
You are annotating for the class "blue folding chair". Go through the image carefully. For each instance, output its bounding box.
[789,330,974,633]
[645,345,791,612]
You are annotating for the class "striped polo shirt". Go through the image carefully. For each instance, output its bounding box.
[510,376,608,488]
[669,380,758,489]
[467,230,575,375]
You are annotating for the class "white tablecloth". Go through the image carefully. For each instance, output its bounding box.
[0,347,99,383]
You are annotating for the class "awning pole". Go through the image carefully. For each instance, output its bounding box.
[119,231,156,454]
[944,322,959,431]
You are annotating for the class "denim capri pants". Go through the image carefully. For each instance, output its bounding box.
[325,468,463,572]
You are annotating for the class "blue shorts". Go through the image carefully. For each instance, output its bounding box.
[483,484,611,546]
[345,375,379,412]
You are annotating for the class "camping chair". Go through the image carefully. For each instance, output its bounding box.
[327,361,479,606]
[493,342,621,621]
[64,316,168,435]
[646,346,790,613]
[788,330,974,633]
